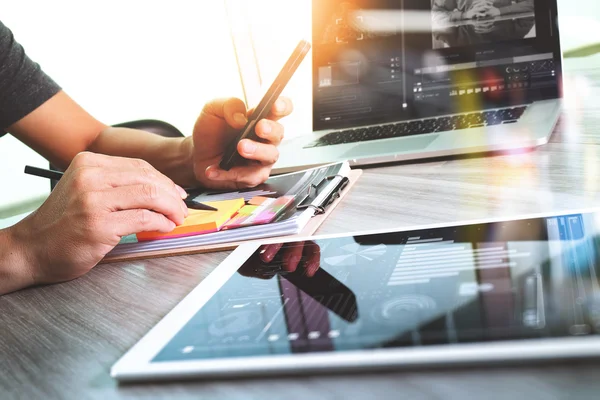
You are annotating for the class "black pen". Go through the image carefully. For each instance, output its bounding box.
[24,165,218,211]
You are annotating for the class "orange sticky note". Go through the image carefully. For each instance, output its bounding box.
[136,198,245,241]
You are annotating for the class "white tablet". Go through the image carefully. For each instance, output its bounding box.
[111,208,600,382]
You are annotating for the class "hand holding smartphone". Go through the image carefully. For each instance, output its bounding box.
[219,39,311,171]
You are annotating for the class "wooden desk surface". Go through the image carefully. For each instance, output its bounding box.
[3,60,600,399]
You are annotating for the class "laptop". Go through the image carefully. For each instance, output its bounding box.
[111,208,600,381]
[273,0,563,173]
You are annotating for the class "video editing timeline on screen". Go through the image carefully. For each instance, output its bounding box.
[413,53,556,103]
[151,214,600,363]
[312,0,558,130]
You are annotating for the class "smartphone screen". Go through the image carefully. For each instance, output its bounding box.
[219,39,311,171]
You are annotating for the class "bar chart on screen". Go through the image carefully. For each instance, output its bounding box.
[388,237,531,287]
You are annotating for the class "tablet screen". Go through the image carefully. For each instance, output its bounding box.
[152,212,600,362]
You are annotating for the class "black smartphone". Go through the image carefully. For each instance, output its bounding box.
[219,39,311,171]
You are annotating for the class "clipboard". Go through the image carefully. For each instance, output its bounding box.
[100,169,362,263]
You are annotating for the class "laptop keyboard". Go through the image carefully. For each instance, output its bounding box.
[305,106,527,148]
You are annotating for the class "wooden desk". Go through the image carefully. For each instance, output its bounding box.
[2,60,600,399]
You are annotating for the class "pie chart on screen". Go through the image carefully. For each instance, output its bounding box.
[324,243,387,267]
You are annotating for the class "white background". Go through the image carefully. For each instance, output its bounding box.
[0,0,243,212]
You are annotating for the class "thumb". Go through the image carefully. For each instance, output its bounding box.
[195,97,249,152]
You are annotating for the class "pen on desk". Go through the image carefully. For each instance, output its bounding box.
[23,165,218,211]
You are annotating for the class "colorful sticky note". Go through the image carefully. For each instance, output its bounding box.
[222,195,294,230]
[136,198,245,241]
[248,196,272,206]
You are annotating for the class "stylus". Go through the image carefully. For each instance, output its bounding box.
[23,165,218,211]
[24,165,64,181]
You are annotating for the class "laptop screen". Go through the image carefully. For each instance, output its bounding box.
[312,0,562,131]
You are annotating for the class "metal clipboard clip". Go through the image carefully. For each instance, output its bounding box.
[297,175,350,215]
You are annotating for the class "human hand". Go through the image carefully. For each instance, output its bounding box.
[464,1,493,19]
[238,241,321,279]
[11,152,188,286]
[471,19,496,33]
[190,96,293,190]
[260,241,321,277]
[484,6,501,18]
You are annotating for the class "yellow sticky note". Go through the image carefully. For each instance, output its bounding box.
[136,198,245,241]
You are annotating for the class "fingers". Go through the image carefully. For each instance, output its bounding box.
[472,3,490,12]
[282,243,305,273]
[282,242,320,276]
[245,96,291,143]
[254,119,284,146]
[109,209,177,237]
[205,163,270,189]
[259,241,320,277]
[473,20,494,32]
[466,2,490,17]
[303,241,321,277]
[247,96,293,121]
[203,97,248,130]
[267,97,293,121]
[92,183,188,226]
[198,95,289,143]
[224,98,249,129]
[260,243,284,263]
[237,140,279,165]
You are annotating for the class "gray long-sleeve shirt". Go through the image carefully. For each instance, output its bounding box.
[0,20,61,136]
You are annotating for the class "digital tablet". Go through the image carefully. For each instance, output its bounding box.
[111,208,600,382]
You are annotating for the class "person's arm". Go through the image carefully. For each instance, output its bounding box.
[7,90,291,189]
[498,0,534,16]
[7,90,197,187]
[0,151,190,295]
[0,19,291,294]
[2,18,290,190]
